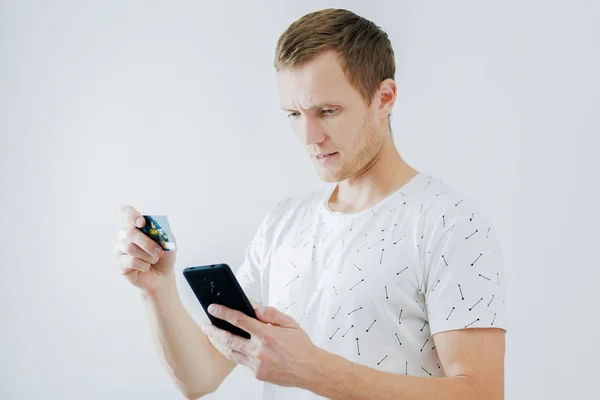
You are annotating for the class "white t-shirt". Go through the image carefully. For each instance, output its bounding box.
[235,171,507,400]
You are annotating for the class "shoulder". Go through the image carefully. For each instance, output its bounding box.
[413,174,494,229]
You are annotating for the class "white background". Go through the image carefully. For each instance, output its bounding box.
[1,1,598,399]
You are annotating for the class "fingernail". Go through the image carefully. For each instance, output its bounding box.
[208,304,217,314]
[153,248,162,257]
[136,217,145,227]
[201,325,208,334]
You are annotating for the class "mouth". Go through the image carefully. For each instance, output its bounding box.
[314,152,338,163]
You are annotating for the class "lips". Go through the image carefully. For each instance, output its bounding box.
[315,152,337,159]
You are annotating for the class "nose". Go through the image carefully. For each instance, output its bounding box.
[297,116,326,146]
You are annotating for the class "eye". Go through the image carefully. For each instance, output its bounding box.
[321,108,338,116]
[287,112,300,119]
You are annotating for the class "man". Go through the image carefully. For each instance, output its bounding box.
[115,8,506,400]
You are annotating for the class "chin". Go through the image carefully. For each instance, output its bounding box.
[315,167,347,183]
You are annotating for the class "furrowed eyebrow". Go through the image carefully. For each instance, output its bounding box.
[281,103,339,112]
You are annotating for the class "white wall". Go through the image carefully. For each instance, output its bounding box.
[1,1,598,399]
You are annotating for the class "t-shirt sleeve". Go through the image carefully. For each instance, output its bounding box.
[234,213,270,306]
[234,198,290,306]
[421,199,508,335]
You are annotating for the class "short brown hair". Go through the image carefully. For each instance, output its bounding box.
[274,8,395,107]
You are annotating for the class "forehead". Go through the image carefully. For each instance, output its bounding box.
[277,50,360,109]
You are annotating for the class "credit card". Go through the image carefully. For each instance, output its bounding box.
[139,215,177,251]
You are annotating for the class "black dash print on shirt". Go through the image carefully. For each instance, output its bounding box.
[371,208,376,216]
[356,338,360,355]
[292,238,303,249]
[289,261,298,268]
[397,266,409,275]
[479,274,491,281]
[357,242,368,252]
[471,253,483,266]
[424,181,431,191]
[420,339,429,352]
[420,204,424,214]
[405,362,408,375]
[466,230,478,240]
[349,279,365,290]
[333,286,338,296]
[325,259,334,269]
[322,230,333,242]
[394,235,407,245]
[415,300,425,313]
[354,263,361,271]
[329,327,339,339]
[442,215,446,227]
[487,295,494,306]
[486,227,491,238]
[286,275,300,286]
[446,307,455,320]
[380,249,385,264]
[300,224,311,235]
[366,319,377,332]
[348,306,363,315]
[284,301,296,310]
[399,309,403,324]
[339,261,345,274]
[377,355,388,365]
[365,226,377,236]
[395,333,402,346]
[465,318,480,328]
[385,286,388,299]
[332,306,341,319]
[422,367,432,376]
[342,325,354,337]
[497,272,500,285]
[349,218,355,232]
[431,279,441,292]
[491,313,497,326]
[442,255,448,266]
[455,199,464,207]
[436,192,449,197]
[381,223,398,232]
[458,284,465,300]
[469,298,483,311]
[368,239,384,249]
[420,320,429,331]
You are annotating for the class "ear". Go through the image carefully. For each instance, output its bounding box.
[376,78,397,121]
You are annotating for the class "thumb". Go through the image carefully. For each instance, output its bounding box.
[255,305,297,327]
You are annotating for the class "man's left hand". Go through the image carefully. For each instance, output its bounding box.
[201,303,321,387]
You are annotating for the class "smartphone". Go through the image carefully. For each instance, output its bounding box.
[183,263,257,339]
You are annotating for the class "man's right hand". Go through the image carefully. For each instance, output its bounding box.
[114,205,177,294]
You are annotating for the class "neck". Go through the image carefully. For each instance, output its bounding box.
[329,137,419,213]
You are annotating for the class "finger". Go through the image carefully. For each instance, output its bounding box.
[117,252,151,273]
[229,349,252,368]
[118,226,163,260]
[256,306,298,328]
[115,239,158,265]
[208,305,265,339]
[120,205,145,228]
[203,324,254,353]
[203,326,239,361]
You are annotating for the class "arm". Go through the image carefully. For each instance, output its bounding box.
[141,272,241,399]
[302,327,505,400]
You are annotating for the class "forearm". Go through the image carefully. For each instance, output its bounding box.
[141,273,221,398]
[302,349,482,400]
